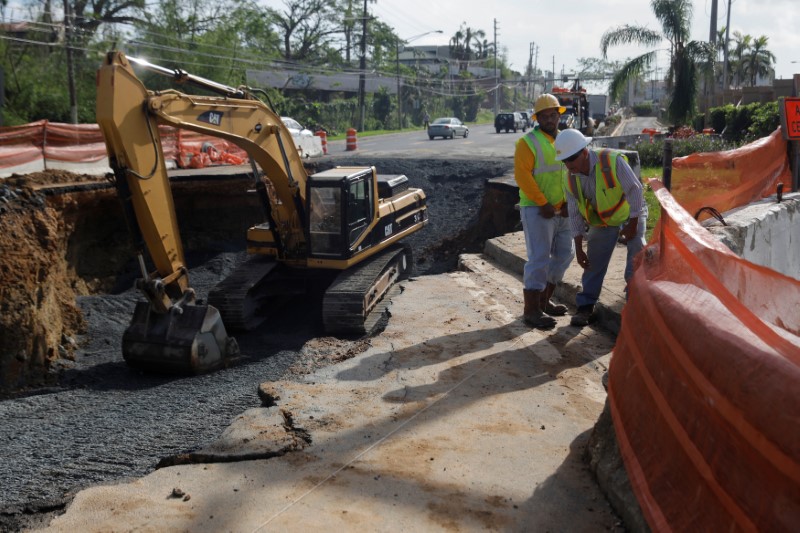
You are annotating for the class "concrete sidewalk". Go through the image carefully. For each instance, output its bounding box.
[482,231,630,335]
[39,234,630,532]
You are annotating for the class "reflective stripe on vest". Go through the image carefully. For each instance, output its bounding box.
[566,149,630,227]
[518,129,566,207]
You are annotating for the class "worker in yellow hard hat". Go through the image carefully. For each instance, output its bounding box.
[513,94,574,329]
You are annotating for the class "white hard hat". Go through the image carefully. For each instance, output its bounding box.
[554,128,592,161]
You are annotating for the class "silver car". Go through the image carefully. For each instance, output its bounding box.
[428,117,469,140]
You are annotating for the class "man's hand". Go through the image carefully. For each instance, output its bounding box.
[618,217,638,243]
[574,236,590,270]
[576,248,590,270]
[539,204,556,219]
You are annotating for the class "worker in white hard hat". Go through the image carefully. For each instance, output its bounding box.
[554,128,648,327]
[513,93,575,329]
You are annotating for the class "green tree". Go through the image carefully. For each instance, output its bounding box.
[729,31,751,88]
[600,0,714,126]
[266,0,338,62]
[745,35,775,86]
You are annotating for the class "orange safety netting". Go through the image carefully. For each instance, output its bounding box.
[0,120,249,173]
[670,128,793,220]
[609,179,800,531]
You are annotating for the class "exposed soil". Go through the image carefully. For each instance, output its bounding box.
[0,158,519,531]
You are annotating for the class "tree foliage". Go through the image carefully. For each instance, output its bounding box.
[600,0,714,126]
[0,0,503,131]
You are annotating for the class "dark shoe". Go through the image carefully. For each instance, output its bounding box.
[541,283,567,316]
[570,305,595,327]
[523,289,557,329]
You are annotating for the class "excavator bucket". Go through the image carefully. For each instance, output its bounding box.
[122,302,239,374]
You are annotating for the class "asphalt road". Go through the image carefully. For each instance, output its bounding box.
[326,117,657,158]
[327,122,522,159]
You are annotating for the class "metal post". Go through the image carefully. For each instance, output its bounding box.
[663,138,673,190]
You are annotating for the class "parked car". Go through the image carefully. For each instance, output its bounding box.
[428,117,469,140]
[518,111,532,129]
[494,112,526,133]
[280,117,313,138]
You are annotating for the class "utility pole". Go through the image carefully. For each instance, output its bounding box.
[532,45,539,99]
[527,42,534,100]
[707,0,718,116]
[357,0,368,132]
[64,0,78,124]
[722,0,732,96]
[396,40,402,130]
[493,18,499,115]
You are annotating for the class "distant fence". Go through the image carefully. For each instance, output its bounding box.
[0,120,322,179]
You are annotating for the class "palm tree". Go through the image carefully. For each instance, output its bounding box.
[729,31,751,88]
[448,28,465,60]
[600,0,714,126]
[469,29,486,60]
[745,35,775,86]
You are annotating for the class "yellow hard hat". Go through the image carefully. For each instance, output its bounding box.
[533,94,566,118]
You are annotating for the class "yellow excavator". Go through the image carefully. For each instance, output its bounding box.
[95,51,428,374]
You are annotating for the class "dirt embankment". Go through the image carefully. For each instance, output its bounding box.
[0,173,96,392]
[0,159,517,395]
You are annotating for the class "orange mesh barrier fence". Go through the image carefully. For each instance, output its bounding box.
[609,180,800,531]
[170,129,248,168]
[671,128,792,219]
[0,121,250,175]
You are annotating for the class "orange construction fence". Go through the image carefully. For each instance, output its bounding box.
[610,129,800,531]
[670,128,792,220]
[0,120,249,176]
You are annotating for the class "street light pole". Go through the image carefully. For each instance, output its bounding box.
[395,30,442,131]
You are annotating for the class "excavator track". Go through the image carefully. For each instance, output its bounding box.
[207,256,281,331]
[322,244,412,336]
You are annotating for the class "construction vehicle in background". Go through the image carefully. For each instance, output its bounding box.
[95,51,428,375]
[552,83,594,136]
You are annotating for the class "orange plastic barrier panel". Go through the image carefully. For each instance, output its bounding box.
[671,128,792,220]
[609,180,800,531]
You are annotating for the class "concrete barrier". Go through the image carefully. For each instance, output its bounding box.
[295,136,324,158]
[703,191,800,280]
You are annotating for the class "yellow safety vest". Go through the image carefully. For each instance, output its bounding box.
[565,149,631,227]
[518,129,566,207]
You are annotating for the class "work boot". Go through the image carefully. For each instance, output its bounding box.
[523,289,557,329]
[570,305,596,327]
[541,283,567,316]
